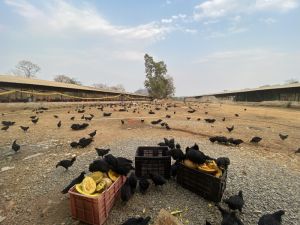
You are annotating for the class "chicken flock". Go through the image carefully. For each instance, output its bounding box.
[1,101,297,225]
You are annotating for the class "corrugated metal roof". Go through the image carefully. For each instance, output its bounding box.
[0,75,148,97]
[194,82,300,97]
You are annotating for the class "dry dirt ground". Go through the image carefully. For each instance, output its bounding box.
[0,101,299,225]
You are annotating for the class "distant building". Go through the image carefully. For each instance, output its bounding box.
[191,83,300,102]
[0,75,150,102]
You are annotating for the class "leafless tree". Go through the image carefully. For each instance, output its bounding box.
[15,60,40,78]
[54,75,81,85]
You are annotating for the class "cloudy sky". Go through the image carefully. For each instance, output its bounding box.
[0,0,299,96]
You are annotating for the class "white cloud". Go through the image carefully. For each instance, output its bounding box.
[194,0,298,21]
[5,0,172,41]
[112,51,145,62]
[254,0,299,12]
[260,17,277,24]
[195,49,286,63]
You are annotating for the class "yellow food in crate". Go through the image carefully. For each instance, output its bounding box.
[108,170,120,182]
[89,171,104,184]
[96,180,106,192]
[82,177,96,194]
[102,178,113,188]
[183,159,198,169]
[75,184,100,197]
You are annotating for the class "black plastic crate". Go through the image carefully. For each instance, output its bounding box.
[176,163,227,202]
[135,146,171,179]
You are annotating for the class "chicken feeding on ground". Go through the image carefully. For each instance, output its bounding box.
[250,136,262,144]
[217,205,244,225]
[95,148,110,158]
[205,118,216,123]
[228,138,244,146]
[235,114,239,117]
[141,119,145,123]
[78,137,93,148]
[12,140,20,153]
[151,119,162,125]
[187,117,191,120]
[226,126,234,132]
[224,190,244,212]
[89,130,97,138]
[61,171,86,194]
[121,120,125,125]
[222,117,226,121]
[2,121,15,126]
[54,115,59,118]
[150,173,166,186]
[31,118,39,124]
[295,148,300,154]
[57,120,61,128]
[70,116,75,120]
[56,156,76,170]
[210,136,228,145]
[71,123,89,130]
[258,210,285,225]
[103,112,112,117]
[139,177,150,194]
[20,126,29,132]
[121,179,133,202]
[279,134,288,141]
[121,216,151,225]
[1,126,9,131]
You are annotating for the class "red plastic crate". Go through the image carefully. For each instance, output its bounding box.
[68,176,126,225]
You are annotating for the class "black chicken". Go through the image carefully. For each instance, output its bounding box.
[171,161,181,177]
[121,216,151,225]
[103,112,112,117]
[139,177,150,194]
[205,118,216,123]
[295,148,300,154]
[151,119,162,125]
[224,191,244,212]
[56,156,76,170]
[89,130,97,137]
[1,126,9,131]
[258,210,285,225]
[54,115,59,118]
[222,117,226,121]
[279,134,288,140]
[31,118,39,124]
[250,136,262,143]
[216,157,230,170]
[150,173,166,186]
[2,121,15,126]
[141,119,145,123]
[235,114,239,117]
[188,109,196,113]
[228,138,244,146]
[78,137,93,148]
[121,179,132,202]
[71,123,89,130]
[95,148,110,158]
[70,116,75,120]
[12,140,20,153]
[20,126,29,132]
[166,115,171,118]
[168,147,185,161]
[57,120,61,128]
[61,171,85,194]
[121,120,125,125]
[128,172,138,193]
[226,126,234,132]
[217,205,244,225]
[186,148,207,164]
[89,159,110,172]
[70,141,79,148]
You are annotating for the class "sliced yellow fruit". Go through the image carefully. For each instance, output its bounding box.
[75,184,100,197]
[102,178,113,188]
[108,170,120,182]
[89,171,103,184]
[183,159,198,169]
[215,168,223,178]
[198,165,217,174]
[96,180,106,193]
[82,177,96,194]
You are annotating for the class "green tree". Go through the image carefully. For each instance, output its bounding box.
[144,54,175,98]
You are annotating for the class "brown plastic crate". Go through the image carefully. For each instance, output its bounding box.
[135,146,171,179]
[176,163,227,202]
[68,176,126,225]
